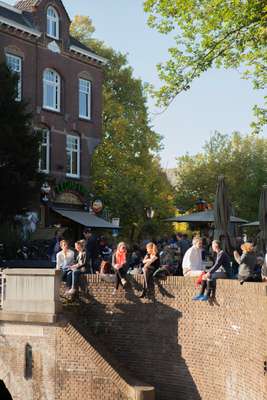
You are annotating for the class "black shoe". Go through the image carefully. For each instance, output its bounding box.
[139,289,147,298]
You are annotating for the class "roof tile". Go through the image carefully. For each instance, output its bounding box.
[15,0,39,11]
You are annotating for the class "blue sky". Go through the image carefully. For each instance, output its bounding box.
[6,0,266,167]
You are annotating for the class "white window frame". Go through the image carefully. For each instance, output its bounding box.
[43,68,60,112]
[6,53,22,101]
[79,78,92,120]
[47,6,59,40]
[66,135,80,178]
[37,128,50,174]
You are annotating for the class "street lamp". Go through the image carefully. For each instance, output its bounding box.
[41,182,51,203]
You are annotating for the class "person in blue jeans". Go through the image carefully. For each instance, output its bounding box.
[193,240,231,301]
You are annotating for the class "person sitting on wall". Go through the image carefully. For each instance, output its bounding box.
[192,240,231,301]
[139,242,160,298]
[56,240,74,289]
[99,260,112,274]
[233,242,259,284]
[182,237,204,277]
[112,242,129,294]
[66,240,87,296]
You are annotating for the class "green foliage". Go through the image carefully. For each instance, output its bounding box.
[0,63,42,222]
[144,0,267,132]
[70,17,175,240]
[174,131,267,220]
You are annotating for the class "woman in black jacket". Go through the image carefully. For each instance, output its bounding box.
[139,242,160,298]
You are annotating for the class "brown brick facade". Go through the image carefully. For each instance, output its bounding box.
[0,278,267,400]
[0,0,104,201]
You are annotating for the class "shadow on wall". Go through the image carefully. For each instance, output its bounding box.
[72,282,202,400]
[0,380,13,400]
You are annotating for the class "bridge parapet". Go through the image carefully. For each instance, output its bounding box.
[0,268,62,323]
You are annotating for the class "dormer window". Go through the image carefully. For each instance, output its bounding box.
[47,6,59,40]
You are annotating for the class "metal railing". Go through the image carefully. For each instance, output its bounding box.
[0,270,6,309]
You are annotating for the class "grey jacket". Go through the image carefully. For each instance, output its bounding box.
[238,252,257,279]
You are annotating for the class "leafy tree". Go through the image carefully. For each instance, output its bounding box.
[71,17,175,240]
[174,131,267,220]
[0,63,42,223]
[144,0,267,132]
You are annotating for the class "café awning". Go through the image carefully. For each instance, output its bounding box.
[164,210,247,224]
[52,207,120,229]
[242,221,259,227]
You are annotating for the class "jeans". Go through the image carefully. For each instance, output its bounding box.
[67,269,82,289]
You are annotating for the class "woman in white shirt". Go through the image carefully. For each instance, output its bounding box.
[182,237,204,277]
[56,240,74,285]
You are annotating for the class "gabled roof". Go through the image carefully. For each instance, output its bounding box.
[15,0,71,22]
[0,3,34,29]
[15,0,39,11]
[0,1,40,36]
[69,36,96,56]
[0,1,106,63]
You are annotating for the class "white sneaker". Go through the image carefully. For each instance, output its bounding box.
[67,288,76,295]
[121,278,127,287]
[112,288,117,295]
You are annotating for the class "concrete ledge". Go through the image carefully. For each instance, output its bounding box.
[133,386,155,400]
[0,311,60,324]
[2,268,62,318]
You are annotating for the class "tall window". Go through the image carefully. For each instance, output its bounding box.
[79,78,91,120]
[38,128,50,173]
[43,69,60,111]
[66,135,80,178]
[47,6,59,39]
[6,53,22,101]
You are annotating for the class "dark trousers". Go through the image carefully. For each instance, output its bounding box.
[200,279,216,297]
[143,266,155,290]
[115,267,127,289]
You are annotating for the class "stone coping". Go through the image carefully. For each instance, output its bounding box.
[4,268,61,276]
[0,311,60,324]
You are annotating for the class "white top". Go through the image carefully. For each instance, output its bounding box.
[56,249,74,270]
[182,245,203,275]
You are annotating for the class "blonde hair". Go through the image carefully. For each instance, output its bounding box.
[241,242,254,253]
[193,236,202,246]
[60,239,68,247]
[75,240,85,251]
[116,242,127,252]
[146,242,158,256]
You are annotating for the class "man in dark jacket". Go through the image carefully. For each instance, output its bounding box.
[83,228,99,273]
[193,240,231,301]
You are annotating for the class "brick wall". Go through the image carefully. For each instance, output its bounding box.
[77,275,267,400]
[0,320,151,400]
[1,277,267,400]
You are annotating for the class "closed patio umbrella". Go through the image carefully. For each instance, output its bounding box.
[214,176,232,254]
[258,184,267,255]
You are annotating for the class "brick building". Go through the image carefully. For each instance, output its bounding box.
[0,0,113,236]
